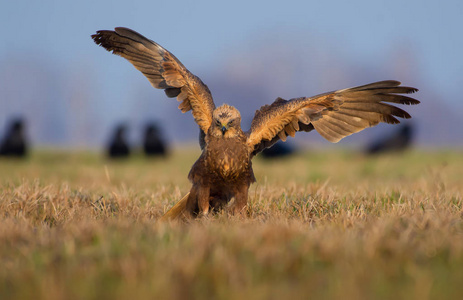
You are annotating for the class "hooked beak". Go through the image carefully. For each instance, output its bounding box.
[221,125,228,134]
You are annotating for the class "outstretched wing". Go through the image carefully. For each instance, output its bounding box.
[246,80,419,156]
[92,27,215,136]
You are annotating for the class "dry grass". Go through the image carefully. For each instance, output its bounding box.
[0,148,462,299]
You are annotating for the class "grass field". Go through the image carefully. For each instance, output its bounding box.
[0,148,462,299]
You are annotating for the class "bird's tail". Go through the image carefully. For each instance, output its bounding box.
[159,192,190,221]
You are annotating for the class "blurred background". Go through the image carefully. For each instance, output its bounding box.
[1,0,462,154]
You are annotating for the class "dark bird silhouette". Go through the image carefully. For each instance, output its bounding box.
[0,118,28,157]
[261,141,295,158]
[143,123,168,156]
[366,123,415,155]
[92,27,420,218]
[107,124,130,158]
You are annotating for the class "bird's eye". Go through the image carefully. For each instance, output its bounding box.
[215,119,221,126]
[228,120,234,126]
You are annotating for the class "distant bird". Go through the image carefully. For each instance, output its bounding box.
[92,27,419,218]
[107,124,130,158]
[0,118,28,157]
[261,141,295,158]
[143,123,168,156]
[366,123,415,155]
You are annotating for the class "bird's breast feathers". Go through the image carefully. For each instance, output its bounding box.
[205,137,250,179]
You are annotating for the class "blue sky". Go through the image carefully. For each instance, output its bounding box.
[1,0,462,146]
[2,0,461,96]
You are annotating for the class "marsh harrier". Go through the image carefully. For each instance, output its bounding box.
[92,27,419,219]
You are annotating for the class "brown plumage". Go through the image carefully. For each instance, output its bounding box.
[92,27,420,219]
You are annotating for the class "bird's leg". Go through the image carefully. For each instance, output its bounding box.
[230,184,249,215]
[197,185,211,217]
[185,187,199,217]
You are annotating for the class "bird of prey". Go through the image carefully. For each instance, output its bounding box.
[92,27,419,218]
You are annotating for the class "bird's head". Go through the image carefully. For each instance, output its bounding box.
[211,104,242,138]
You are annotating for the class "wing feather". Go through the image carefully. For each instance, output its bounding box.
[315,120,345,142]
[92,27,215,135]
[247,80,419,155]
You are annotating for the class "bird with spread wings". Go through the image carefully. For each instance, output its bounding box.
[92,27,419,219]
